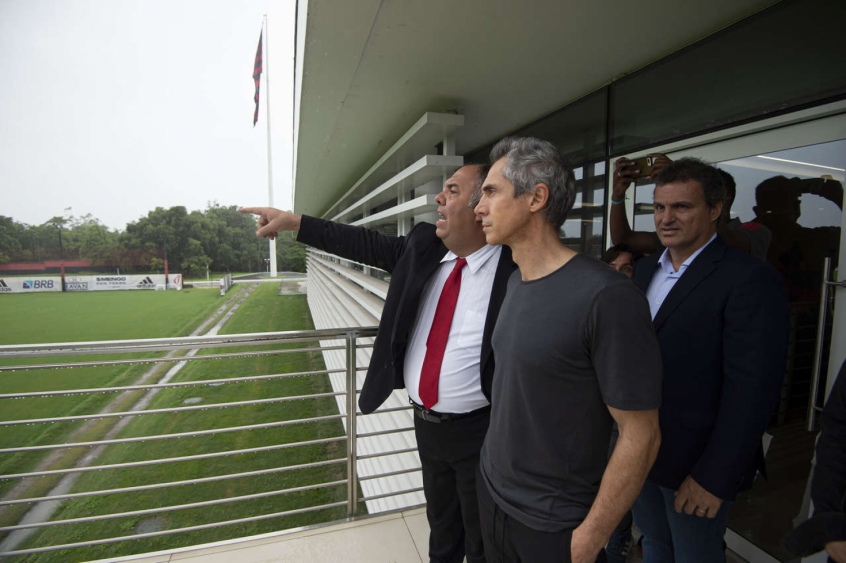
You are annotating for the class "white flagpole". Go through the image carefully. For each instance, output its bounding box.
[264,14,278,278]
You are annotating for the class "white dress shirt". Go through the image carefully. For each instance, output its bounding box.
[646,233,717,319]
[404,244,502,413]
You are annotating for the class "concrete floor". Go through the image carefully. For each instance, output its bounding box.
[96,508,751,563]
[98,508,431,563]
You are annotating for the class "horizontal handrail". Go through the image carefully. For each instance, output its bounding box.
[0,325,423,558]
[0,459,346,507]
[0,328,379,355]
[0,422,347,454]
[0,394,345,427]
[358,467,421,481]
[1,501,350,556]
[0,480,349,532]
[4,444,347,480]
[0,337,375,358]
[361,405,413,415]
[356,447,419,460]
[0,368,345,399]
[357,426,415,439]
[360,487,425,502]
[0,346,345,372]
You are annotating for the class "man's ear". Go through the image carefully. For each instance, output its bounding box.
[710,201,723,222]
[528,183,550,213]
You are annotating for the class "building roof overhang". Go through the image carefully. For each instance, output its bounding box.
[293,0,778,216]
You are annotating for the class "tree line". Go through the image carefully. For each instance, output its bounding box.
[0,204,306,276]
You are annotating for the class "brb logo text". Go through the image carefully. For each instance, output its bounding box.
[23,280,54,290]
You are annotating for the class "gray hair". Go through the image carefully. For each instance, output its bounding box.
[466,163,492,208]
[489,137,576,228]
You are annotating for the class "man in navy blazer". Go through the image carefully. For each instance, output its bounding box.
[241,164,517,563]
[630,158,790,562]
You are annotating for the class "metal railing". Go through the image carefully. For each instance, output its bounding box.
[0,328,423,558]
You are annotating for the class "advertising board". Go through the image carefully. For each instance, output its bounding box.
[14,274,185,293]
[0,277,63,293]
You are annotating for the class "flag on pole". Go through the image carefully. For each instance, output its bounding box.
[253,31,263,126]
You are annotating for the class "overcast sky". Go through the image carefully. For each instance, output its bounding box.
[0,0,295,230]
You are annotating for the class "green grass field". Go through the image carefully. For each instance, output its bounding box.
[0,289,227,483]
[2,285,350,562]
[0,289,224,345]
[0,289,230,541]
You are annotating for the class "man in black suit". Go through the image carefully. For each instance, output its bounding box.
[241,163,516,563]
[630,158,790,562]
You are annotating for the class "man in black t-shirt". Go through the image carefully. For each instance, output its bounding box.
[474,137,663,563]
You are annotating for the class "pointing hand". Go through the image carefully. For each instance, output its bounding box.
[238,207,302,239]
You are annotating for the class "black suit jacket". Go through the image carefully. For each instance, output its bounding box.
[297,215,517,414]
[633,237,790,500]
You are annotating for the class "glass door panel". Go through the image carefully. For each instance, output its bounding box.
[608,109,846,562]
[718,139,844,562]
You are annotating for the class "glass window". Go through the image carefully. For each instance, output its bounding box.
[561,162,607,258]
[610,0,846,156]
[716,136,845,562]
[633,182,656,233]
[465,88,608,169]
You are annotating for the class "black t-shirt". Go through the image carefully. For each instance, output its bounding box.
[480,254,663,532]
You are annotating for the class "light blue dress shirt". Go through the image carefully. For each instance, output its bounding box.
[645,233,717,319]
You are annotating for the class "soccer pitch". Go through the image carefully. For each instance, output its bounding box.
[0,285,347,562]
[0,289,227,538]
[0,289,224,345]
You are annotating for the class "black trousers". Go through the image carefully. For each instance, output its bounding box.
[414,407,490,563]
[477,473,607,563]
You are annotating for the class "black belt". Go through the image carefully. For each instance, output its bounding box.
[410,401,491,424]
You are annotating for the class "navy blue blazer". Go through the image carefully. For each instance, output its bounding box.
[297,215,517,414]
[633,237,790,500]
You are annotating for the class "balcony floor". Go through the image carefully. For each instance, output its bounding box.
[98,506,755,563]
[105,508,430,563]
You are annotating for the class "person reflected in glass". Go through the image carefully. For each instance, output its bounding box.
[750,175,842,302]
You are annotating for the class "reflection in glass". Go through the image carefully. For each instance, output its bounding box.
[561,163,606,258]
[722,139,844,561]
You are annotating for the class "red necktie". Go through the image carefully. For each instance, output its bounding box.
[419,257,467,410]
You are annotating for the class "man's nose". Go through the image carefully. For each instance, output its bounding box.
[662,209,676,223]
[435,190,446,205]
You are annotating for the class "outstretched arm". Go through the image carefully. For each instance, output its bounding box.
[239,206,409,273]
[239,206,301,239]
[805,178,843,210]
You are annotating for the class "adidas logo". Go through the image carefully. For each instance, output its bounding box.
[0,279,10,292]
[137,276,156,288]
